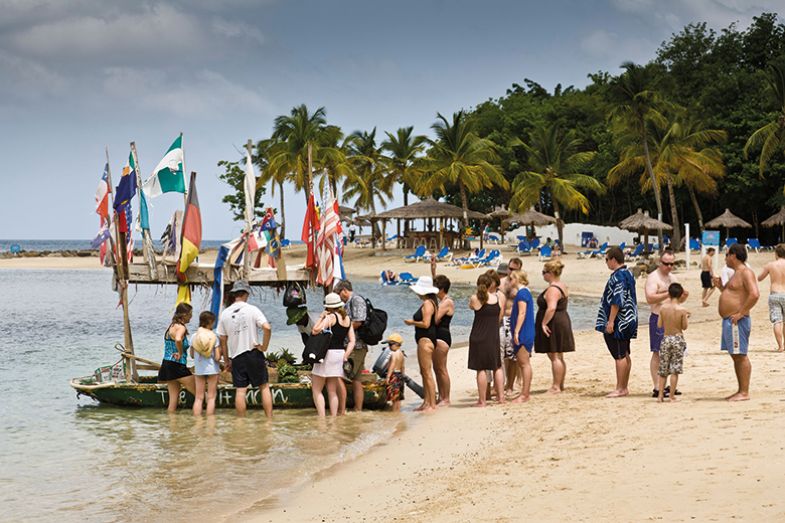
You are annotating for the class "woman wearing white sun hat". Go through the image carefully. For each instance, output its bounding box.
[404,276,439,411]
[310,292,355,417]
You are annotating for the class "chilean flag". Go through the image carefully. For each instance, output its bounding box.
[95,163,110,220]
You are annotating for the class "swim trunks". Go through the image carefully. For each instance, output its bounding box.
[658,334,686,376]
[768,293,785,324]
[700,271,712,289]
[231,349,269,388]
[386,370,405,402]
[720,316,751,355]
[649,313,664,353]
[604,333,631,360]
[500,316,514,360]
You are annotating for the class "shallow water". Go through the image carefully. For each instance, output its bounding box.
[0,269,605,521]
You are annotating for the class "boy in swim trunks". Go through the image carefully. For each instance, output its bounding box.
[656,283,690,403]
[700,248,716,307]
[384,333,405,411]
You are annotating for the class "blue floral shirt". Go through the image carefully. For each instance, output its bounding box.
[596,266,638,339]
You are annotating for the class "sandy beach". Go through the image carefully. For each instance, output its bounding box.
[5,245,785,521]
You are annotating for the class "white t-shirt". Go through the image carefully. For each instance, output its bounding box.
[216,301,269,359]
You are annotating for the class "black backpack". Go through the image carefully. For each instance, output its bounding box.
[357,298,387,346]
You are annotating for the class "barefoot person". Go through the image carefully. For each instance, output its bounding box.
[499,259,523,395]
[157,303,196,412]
[645,249,687,398]
[383,333,405,412]
[217,280,273,418]
[757,244,785,352]
[509,270,534,402]
[190,311,222,416]
[334,280,368,412]
[310,293,355,417]
[701,248,716,307]
[595,246,638,398]
[404,276,439,412]
[468,274,506,407]
[534,259,575,392]
[656,283,690,403]
[433,274,454,406]
[713,243,759,401]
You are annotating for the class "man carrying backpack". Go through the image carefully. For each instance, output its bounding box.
[335,280,369,411]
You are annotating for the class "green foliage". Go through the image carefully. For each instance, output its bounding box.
[217,159,266,223]
[275,362,299,383]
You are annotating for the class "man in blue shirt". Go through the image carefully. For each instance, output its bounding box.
[596,246,638,397]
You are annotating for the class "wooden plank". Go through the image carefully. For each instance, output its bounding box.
[126,261,309,286]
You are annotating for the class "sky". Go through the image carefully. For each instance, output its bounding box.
[0,0,781,241]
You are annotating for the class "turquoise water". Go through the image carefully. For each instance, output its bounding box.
[0,269,602,521]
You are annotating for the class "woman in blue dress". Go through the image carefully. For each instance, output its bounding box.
[509,270,535,402]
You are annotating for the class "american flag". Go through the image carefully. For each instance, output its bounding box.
[316,195,340,287]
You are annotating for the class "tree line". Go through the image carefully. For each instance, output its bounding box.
[220,12,785,247]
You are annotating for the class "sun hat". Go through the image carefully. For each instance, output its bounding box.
[382,333,404,345]
[410,276,438,295]
[323,292,344,309]
[286,306,309,325]
[496,262,510,275]
[230,280,252,294]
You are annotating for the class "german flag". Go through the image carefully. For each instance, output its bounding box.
[176,171,201,284]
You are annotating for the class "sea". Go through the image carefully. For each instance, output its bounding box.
[0,248,603,522]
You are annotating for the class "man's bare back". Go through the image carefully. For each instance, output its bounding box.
[701,254,713,273]
[758,258,785,293]
[658,302,689,335]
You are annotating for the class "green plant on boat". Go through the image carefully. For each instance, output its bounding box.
[276,362,300,383]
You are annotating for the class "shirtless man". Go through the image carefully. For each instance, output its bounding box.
[500,257,523,393]
[645,249,688,397]
[757,244,785,352]
[700,248,716,307]
[713,243,759,401]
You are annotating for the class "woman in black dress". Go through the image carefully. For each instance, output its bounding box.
[405,276,439,412]
[468,273,506,406]
[534,259,575,392]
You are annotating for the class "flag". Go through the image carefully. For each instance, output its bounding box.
[139,188,151,232]
[316,194,339,287]
[142,135,185,198]
[176,172,201,283]
[91,226,111,249]
[301,193,319,270]
[244,147,257,227]
[95,163,110,220]
[114,151,137,213]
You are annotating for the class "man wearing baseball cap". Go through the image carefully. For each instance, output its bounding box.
[216,280,273,417]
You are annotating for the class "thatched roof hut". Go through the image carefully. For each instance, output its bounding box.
[619,209,673,231]
[503,208,557,227]
[373,197,487,220]
[704,209,752,229]
[761,206,785,228]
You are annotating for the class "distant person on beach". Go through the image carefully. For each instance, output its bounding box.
[404,276,439,412]
[701,248,716,307]
[713,243,759,401]
[349,225,356,243]
[757,244,785,352]
[383,333,405,412]
[334,280,369,411]
[217,280,273,417]
[656,283,690,403]
[190,311,222,416]
[595,246,638,398]
[157,303,196,412]
[431,267,454,406]
[534,259,575,392]
[310,293,355,417]
[645,249,687,398]
[509,269,535,402]
[468,273,506,407]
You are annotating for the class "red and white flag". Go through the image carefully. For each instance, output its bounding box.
[316,194,340,287]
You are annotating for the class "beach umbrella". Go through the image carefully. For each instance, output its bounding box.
[503,207,557,243]
[488,205,511,239]
[762,206,785,242]
[619,208,672,256]
[704,208,752,241]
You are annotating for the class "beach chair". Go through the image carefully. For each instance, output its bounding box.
[626,243,644,261]
[590,242,608,258]
[689,238,701,251]
[538,245,553,261]
[380,271,397,286]
[516,240,532,255]
[434,246,452,262]
[747,238,762,252]
[530,237,540,250]
[398,272,416,285]
[453,248,486,267]
[724,237,737,251]
[403,245,426,263]
[474,249,500,268]
[486,232,502,244]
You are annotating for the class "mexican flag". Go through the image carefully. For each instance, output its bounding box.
[143,134,185,197]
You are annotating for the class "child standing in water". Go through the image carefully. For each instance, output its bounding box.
[190,311,222,415]
[657,283,690,403]
[384,333,405,412]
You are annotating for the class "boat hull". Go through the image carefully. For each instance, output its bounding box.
[71,375,388,410]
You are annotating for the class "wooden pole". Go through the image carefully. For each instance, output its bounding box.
[130,141,158,279]
[105,147,136,382]
[243,139,254,279]
[180,132,187,209]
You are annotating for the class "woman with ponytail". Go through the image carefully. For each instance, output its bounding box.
[468,273,506,406]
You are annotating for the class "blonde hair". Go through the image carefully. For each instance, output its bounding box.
[543,259,564,277]
[509,269,528,286]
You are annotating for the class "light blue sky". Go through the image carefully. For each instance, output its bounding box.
[0,0,780,240]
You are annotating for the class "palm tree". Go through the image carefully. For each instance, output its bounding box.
[317,125,355,197]
[420,111,508,248]
[608,62,670,247]
[254,138,288,238]
[343,128,393,236]
[510,124,605,251]
[381,126,427,206]
[610,118,726,245]
[744,62,785,180]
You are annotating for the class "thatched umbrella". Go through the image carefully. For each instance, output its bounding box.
[487,205,511,240]
[503,207,558,246]
[619,209,673,256]
[373,197,488,250]
[762,206,785,242]
[705,208,752,241]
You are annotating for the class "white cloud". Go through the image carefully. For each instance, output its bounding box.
[102,67,273,118]
[211,18,264,45]
[0,50,68,98]
[610,0,655,13]
[580,30,655,66]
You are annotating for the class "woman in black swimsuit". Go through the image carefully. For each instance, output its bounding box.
[405,276,439,411]
[432,275,454,406]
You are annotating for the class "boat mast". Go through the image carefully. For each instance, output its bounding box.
[105,147,137,382]
[243,139,254,279]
